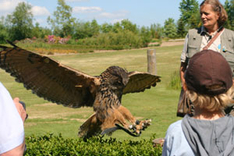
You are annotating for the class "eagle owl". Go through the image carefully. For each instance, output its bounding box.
[0,41,160,138]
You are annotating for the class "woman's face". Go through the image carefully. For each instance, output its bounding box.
[200,4,220,31]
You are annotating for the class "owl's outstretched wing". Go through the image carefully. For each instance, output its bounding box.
[123,71,161,94]
[0,42,99,108]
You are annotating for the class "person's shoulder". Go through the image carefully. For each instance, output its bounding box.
[188,27,202,35]
[224,28,234,32]
[223,28,234,35]
[166,120,182,134]
[226,114,234,121]
[0,82,3,87]
[0,82,7,92]
[189,27,200,31]
[188,28,198,32]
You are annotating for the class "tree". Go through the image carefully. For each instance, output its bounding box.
[73,20,99,39]
[150,23,164,39]
[140,26,152,46]
[8,2,33,41]
[164,18,177,39]
[224,0,234,30]
[0,17,9,43]
[179,0,200,31]
[177,18,187,38]
[32,22,52,38]
[121,19,138,34]
[112,22,122,33]
[73,21,86,39]
[90,19,100,37]
[100,23,113,33]
[47,0,75,37]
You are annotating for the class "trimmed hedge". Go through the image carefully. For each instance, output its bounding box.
[24,133,162,156]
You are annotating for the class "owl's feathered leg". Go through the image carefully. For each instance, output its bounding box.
[78,113,102,138]
[99,107,135,136]
[79,107,151,138]
[117,105,136,124]
[101,106,152,136]
[101,108,128,130]
[117,105,152,135]
[78,109,129,137]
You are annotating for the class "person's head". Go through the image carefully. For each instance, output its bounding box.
[184,50,234,112]
[200,0,227,30]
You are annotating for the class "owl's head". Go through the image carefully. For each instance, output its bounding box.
[100,66,129,91]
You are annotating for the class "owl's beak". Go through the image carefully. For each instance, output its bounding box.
[122,78,129,86]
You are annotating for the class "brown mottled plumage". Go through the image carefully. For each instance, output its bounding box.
[0,41,161,138]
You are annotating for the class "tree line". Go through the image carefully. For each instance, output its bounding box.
[0,0,234,47]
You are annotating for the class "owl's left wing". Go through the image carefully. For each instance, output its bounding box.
[123,71,161,94]
[0,42,99,108]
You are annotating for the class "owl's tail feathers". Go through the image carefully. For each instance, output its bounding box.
[78,113,102,138]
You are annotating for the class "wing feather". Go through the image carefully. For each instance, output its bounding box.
[123,71,161,94]
[0,42,99,108]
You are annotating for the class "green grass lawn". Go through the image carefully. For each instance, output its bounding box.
[0,45,183,141]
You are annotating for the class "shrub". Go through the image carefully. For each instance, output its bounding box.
[24,133,162,156]
[45,35,71,44]
[74,30,144,49]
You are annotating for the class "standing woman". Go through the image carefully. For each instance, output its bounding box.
[178,0,234,117]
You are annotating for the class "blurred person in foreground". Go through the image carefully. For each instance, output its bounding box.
[178,0,234,117]
[163,50,234,155]
[0,82,27,156]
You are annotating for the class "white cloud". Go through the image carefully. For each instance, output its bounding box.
[97,10,128,19]
[73,6,102,13]
[0,0,25,14]
[31,6,50,17]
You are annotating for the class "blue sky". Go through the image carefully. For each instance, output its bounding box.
[0,0,226,28]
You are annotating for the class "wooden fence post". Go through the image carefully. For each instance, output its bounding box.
[147,49,157,75]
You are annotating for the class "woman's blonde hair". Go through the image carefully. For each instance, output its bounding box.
[186,85,234,112]
[200,0,228,26]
